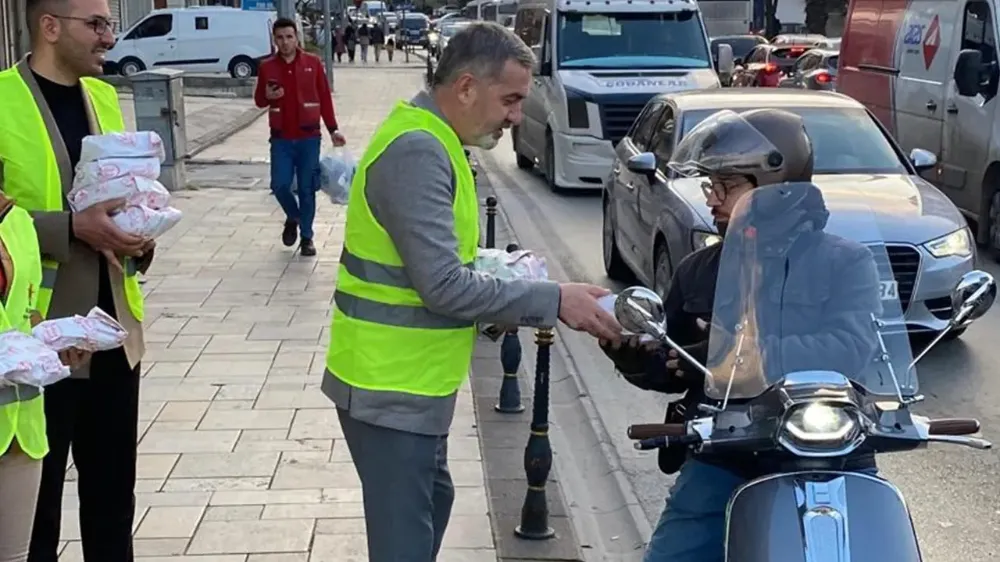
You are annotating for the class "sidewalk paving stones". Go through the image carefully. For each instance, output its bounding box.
[57,63,498,561]
[121,94,263,158]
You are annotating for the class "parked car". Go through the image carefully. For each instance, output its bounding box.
[838,0,1000,259]
[603,89,977,337]
[434,19,473,57]
[778,48,838,90]
[105,7,281,78]
[397,12,430,49]
[772,33,827,46]
[731,43,816,87]
[711,34,768,85]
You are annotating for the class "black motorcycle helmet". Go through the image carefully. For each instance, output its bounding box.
[668,108,814,186]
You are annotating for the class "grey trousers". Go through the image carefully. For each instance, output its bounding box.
[337,409,454,562]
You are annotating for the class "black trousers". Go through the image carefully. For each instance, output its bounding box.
[28,347,140,562]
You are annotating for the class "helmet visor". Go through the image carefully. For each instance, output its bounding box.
[668,110,785,179]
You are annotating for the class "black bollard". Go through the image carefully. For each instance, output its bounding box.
[495,241,525,413]
[515,327,556,540]
[425,52,435,87]
[485,196,497,249]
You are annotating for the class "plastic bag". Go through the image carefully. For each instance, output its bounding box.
[318,149,356,204]
[74,157,161,188]
[68,175,170,212]
[112,205,183,238]
[80,132,166,164]
[31,307,128,353]
[0,330,70,388]
[474,248,549,281]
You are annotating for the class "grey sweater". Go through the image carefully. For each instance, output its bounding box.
[321,91,561,435]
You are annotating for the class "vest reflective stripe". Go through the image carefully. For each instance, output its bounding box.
[0,206,49,460]
[0,67,144,323]
[326,101,480,398]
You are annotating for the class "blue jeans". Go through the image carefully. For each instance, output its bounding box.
[270,136,321,240]
[643,460,879,562]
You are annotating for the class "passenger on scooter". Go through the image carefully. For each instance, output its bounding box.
[600,108,883,562]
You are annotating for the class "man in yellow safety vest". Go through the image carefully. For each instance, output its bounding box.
[322,22,622,562]
[0,0,153,559]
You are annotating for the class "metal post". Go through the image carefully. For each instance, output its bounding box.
[485,196,496,249]
[322,0,334,90]
[496,241,524,413]
[515,327,556,540]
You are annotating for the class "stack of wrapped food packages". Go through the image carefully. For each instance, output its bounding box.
[0,308,129,389]
[69,131,183,239]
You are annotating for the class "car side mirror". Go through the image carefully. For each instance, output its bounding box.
[626,152,657,178]
[716,43,735,77]
[909,148,937,172]
[954,49,983,97]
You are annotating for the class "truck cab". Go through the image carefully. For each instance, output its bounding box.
[838,0,1000,255]
[511,0,725,191]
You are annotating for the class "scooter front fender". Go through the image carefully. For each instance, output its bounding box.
[725,471,921,562]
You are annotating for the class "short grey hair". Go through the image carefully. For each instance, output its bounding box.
[432,22,535,87]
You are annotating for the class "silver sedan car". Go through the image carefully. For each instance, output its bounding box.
[603,89,977,337]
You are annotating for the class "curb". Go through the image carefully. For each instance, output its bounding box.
[185,107,267,160]
[473,150,652,561]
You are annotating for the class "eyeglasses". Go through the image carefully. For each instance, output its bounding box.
[51,15,117,35]
[700,176,751,203]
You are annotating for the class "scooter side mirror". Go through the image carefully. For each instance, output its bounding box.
[614,286,666,337]
[950,270,996,324]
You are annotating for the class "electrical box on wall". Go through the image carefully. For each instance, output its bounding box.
[131,69,187,191]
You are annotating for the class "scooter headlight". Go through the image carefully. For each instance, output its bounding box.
[778,402,864,457]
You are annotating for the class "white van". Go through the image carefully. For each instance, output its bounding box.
[108,7,276,78]
[511,0,724,190]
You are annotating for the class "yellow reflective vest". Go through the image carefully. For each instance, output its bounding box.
[325,101,480,397]
[0,205,48,459]
[0,67,144,322]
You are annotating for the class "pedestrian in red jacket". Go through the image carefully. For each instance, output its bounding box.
[254,17,345,257]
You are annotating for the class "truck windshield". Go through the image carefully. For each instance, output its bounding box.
[557,11,711,69]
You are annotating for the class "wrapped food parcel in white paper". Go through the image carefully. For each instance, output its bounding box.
[74,157,161,188]
[112,205,183,239]
[31,307,128,353]
[0,331,70,388]
[79,131,166,163]
[474,248,549,281]
[68,175,170,211]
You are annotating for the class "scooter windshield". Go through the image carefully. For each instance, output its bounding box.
[703,183,917,401]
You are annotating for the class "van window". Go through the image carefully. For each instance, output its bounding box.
[557,11,710,70]
[961,0,998,99]
[682,107,909,175]
[195,16,208,30]
[515,7,546,49]
[126,14,172,39]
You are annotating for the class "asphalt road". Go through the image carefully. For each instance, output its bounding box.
[477,135,1000,561]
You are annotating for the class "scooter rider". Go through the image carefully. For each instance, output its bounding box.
[600,108,883,562]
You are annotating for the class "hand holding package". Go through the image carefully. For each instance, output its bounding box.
[80,131,166,163]
[474,249,549,281]
[318,149,356,204]
[0,330,70,389]
[31,307,128,353]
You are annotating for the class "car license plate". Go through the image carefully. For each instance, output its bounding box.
[880,281,899,301]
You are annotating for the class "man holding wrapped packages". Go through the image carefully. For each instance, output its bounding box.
[322,22,621,562]
[0,0,153,559]
[255,17,345,257]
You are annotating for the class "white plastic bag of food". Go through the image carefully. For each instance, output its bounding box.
[68,175,170,212]
[73,157,161,188]
[0,330,70,388]
[474,248,549,281]
[79,132,166,164]
[318,148,356,204]
[112,205,183,238]
[31,307,128,353]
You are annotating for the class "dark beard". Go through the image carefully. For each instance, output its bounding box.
[714,220,728,237]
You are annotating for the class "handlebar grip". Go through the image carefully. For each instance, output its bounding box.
[628,423,686,440]
[928,418,981,436]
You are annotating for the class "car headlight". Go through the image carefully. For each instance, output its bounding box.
[778,402,864,457]
[924,228,973,258]
[692,230,722,250]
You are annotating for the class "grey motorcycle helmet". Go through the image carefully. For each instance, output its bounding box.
[668,108,813,186]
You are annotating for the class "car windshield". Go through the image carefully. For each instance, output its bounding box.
[441,21,471,36]
[681,107,908,175]
[557,11,711,69]
[711,36,765,61]
[403,16,427,29]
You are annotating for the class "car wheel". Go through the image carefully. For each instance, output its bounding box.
[229,56,256,79]
[512,127,533,170]
[543,132,561,193]
[119,57,145,76]
[603,197,632,281]
[653,241,671,297]
[988,190,1000,262]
